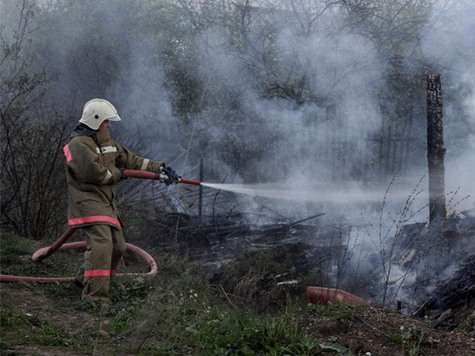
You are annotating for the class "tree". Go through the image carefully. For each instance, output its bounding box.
[426,74,446,222]
[1,0,71,238]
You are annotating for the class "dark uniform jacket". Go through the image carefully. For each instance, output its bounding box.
[63,126,164,229]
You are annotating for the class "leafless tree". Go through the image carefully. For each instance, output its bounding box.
[1,0,72,238]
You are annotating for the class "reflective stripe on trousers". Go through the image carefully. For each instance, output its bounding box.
[68,215,121,228]
[84,269,116,277]
[76,224,126,302]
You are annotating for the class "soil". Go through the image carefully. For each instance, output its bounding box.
[300,303,475,356]
[1,283,474,356]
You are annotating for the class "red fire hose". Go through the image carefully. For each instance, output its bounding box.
[0,229,158,283]
[0,169,202,284]
[123,169,202,186]
[31,228,77,262]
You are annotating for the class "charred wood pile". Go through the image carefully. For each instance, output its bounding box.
[128,209,357,312]
[415,255,474,331]
[381,213,475,330]
[128,211,344,282]
[125,187,474,326]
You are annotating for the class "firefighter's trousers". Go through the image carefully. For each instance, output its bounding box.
[75,224,126,302]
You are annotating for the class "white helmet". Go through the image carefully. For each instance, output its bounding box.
[79,98,121,130]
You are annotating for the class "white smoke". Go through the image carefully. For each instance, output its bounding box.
[341,0,475,307]
[193,5,384,187]
[5,0,472,307]
[421,0,475,212]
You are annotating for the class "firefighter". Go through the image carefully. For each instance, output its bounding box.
[63,98,178,303]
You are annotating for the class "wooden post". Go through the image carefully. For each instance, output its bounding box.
[426,74,447,222]
[199,157,203,222]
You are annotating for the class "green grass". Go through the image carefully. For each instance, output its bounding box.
[1,231,36,265]
[1,308,73,348]
[388,328,425,356]
[1,230,353,355]
[0,231,82,278]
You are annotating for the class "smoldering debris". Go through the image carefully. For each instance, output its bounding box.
[357,213,475,329]
[414,255,474,331]
[129,210,341,278]
[127,208,474,328]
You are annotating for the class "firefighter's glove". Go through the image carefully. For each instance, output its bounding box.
[161,166,180,184]
[119,167,127,181]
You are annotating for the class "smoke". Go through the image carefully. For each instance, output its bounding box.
[193,13,384,185]
[341,0,475,306]
[6,0,472,307]
[6,0,470,212]
[421,0,475,213]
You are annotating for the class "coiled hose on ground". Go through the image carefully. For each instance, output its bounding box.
[0,228,157,283]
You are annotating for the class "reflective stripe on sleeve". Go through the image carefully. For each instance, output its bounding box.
[101,146,117,153]
[68,215,121,227]
[101,169,112,184]
[63,144,73,162]
[84,269,116,277]
[141,158,150,171]
[97,146,117,154]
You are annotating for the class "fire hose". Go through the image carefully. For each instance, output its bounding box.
[123,169,201,186]
[0,170,202,283]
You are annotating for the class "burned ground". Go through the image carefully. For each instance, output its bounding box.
[133,212,474,324]
[1,213,474,355]
[300,303,474,356]
[1,257,474,356]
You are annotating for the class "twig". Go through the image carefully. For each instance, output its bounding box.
[286,212,326,228]
[218,284,236,308]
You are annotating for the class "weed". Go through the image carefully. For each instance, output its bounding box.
[456,312,475,334]
[0,231,82,279]
[0,232,36,268]
[388,327,425,356]
[306,302,364,323]
[307,303,328,316]
[329,304,356,322]
[0,307,72,347]
[282,339,351,355]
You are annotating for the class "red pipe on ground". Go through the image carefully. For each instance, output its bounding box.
[306,286,371,306]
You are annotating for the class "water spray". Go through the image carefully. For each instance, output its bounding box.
[124,170,430,208]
